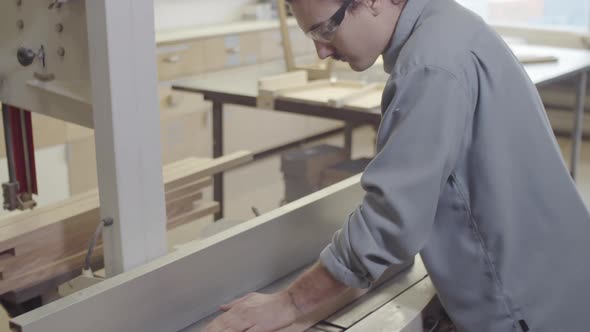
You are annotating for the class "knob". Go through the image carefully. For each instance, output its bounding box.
[17,47,36,67]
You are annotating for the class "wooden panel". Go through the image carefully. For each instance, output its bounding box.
[240,32,260,66]
[167,201,219,229]
[204,36,237,71]
[0,112,67,158]
[159,89,212,159]
[160,110,206,164]
[258,30,284,62]
[65,123,93,142]
[204,33,260,71]
[156,40,206,81]
[66,135,97,195]
[159,87,210,114]
[65,138,95,195]
[31,114,68,150]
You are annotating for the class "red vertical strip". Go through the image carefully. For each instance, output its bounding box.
[7,106,37,195]
[23,110,37,194]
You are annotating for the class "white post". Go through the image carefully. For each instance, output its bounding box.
[85,0,167,276]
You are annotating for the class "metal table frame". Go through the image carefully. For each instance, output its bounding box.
[173,85,382,220]
[174,45,590,220]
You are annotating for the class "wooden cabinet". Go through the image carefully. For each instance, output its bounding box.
[157,40,206,81]
[203,32,261,71]
[258,30,284,62]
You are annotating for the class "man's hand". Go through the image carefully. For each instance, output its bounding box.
[203,262,347,332]
[203,291,301,332]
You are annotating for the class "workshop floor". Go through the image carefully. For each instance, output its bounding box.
[3,127,590,330]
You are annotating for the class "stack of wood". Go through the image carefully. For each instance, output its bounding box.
[0,151,251,298]
[281,145,347,203]
[319,158,372,188]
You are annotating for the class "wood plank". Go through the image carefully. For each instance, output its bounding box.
[165,192,203,220]
[0,192,203,283]
[164,151,252,191]
[517,54,559,65]
[279,83,383,111]
[328,83,380,108]
[167,201,220,229]
[258,70,308,91]
[165,178,212,202]
[0,191,98,230]
[1,201,218,294]
[2,250,104,296]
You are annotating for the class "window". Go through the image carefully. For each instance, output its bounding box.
[457,0,590,31]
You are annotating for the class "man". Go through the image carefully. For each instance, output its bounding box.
[204,0,590,331]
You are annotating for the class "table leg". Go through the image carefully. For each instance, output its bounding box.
[344,122,353,159]
[213,101,224,220]
[570,71,587,181]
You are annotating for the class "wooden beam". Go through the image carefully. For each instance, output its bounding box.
[164,151,252,191]
[277,0,296,72]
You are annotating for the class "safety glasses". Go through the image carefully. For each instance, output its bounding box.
[305,0,354,43]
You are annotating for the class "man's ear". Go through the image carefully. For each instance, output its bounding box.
[360,0,384,17]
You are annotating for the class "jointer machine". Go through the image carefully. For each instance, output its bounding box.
[11,177,449,332]
[1,1,451,331]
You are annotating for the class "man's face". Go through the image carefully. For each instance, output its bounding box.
[289,0,397,72]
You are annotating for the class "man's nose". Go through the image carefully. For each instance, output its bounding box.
[314,41,335,59]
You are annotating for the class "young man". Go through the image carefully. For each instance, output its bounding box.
[204,0,590,331]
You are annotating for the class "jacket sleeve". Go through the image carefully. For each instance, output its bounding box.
[320,66,472,288]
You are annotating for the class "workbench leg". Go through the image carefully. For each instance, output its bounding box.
[570,71,587,181]
[213,101,224,220]
[344,122,353,159]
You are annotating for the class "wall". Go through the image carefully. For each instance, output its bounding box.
[154,0,256,30]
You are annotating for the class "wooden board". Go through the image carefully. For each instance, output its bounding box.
[0,151,251,295]
[278,80,384,111]
[517,54,559,65]
[165,178,212,202]
[258,73,383,112]
[164,151,252,191]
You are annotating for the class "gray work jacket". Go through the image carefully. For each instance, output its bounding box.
[319,0,590,331]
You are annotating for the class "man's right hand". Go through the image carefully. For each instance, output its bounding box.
[203,261,347,332]
[202,291,300,332]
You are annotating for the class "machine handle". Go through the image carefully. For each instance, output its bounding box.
[226,46,240,54]
[17,47,36,67]
[164,55,181,63]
